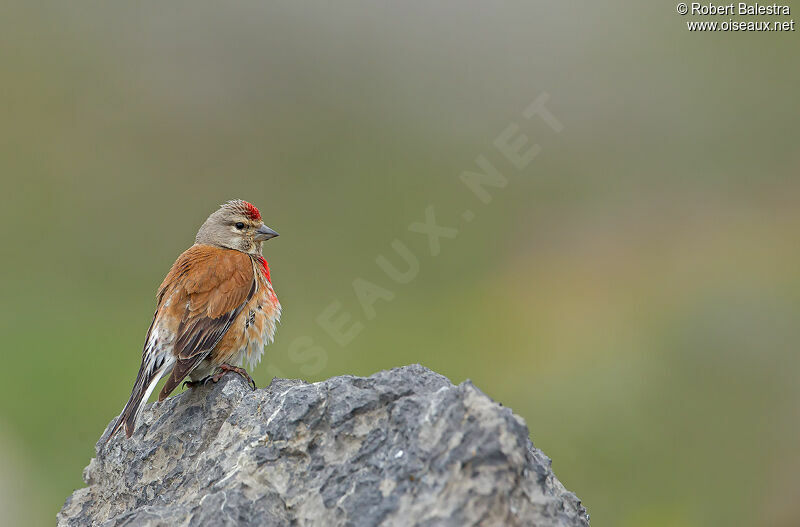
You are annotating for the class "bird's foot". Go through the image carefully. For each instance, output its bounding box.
[182,378,211,390]
[181,364,256,390]
[213,363,257,390]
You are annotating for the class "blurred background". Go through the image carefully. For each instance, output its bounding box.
[1,2,798,526]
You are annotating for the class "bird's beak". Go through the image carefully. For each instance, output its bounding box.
[255,224,279,242]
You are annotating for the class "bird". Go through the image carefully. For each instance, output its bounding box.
[105,199,281,443]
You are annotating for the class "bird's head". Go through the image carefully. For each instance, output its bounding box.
[195,199,279,254]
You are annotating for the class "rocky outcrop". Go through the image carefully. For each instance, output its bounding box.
[59,365,589,526]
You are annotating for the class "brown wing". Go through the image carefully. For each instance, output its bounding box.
[156,244,256,400]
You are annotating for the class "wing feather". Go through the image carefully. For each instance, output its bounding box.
[153,244,256,400]
[106,244,258,443]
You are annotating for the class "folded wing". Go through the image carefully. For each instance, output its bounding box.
[157,245,256,400]
[107,245,255,441]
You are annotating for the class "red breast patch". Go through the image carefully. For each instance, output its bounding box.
[258,256,271,282]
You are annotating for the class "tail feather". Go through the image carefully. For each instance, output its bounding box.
[104,352,173,446]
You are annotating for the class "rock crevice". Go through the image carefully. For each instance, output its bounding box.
[59,365,589,526]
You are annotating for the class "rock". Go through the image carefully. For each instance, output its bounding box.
[58,365,589,526]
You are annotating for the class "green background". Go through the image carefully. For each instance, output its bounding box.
[1,3,798,526]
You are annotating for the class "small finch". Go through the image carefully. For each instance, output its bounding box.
[106,200,281,442]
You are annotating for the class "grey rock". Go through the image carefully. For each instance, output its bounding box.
[59,365,589,526]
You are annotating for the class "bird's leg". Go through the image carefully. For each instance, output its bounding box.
[211,363,257,390]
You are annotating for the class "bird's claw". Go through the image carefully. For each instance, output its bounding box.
[218,363,257,391]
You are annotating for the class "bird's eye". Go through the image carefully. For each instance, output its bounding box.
[235,222,245,230]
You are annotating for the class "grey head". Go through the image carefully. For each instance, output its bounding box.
[195,199,278,254]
